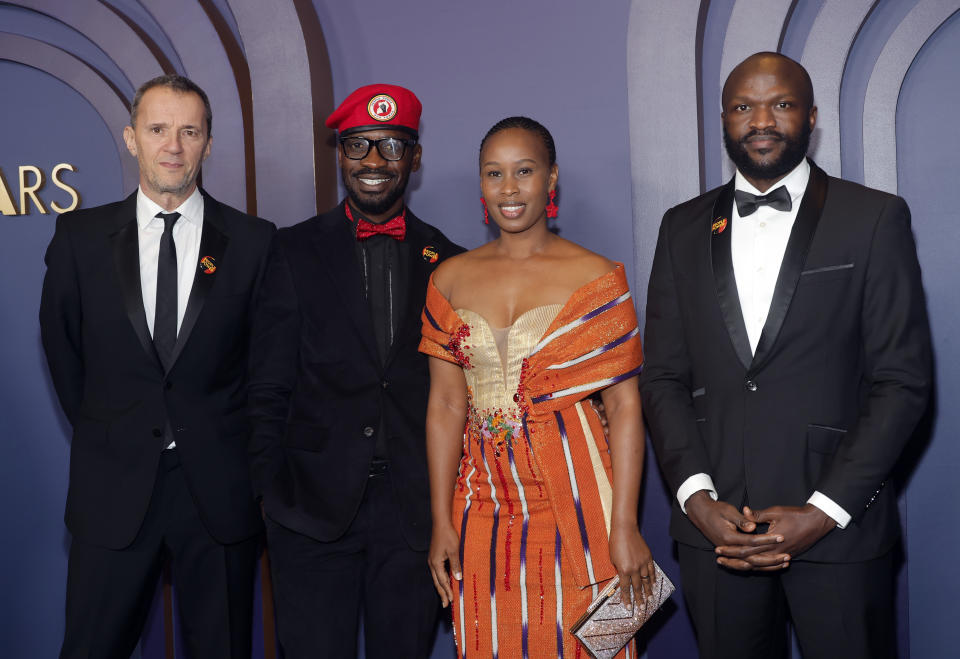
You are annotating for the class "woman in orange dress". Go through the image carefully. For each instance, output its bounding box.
[420,117,656,658]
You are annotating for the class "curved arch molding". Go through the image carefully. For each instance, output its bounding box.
[863,0,960,193]
[0,34,137,191]
[228,0,316,223]
[140,0,248,210]
[18,0,164,92]
[798,0,874,177]
[2,0,337,223]
[718,0,794,182]
[626,0,702,302]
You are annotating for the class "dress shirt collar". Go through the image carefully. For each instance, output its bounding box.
[734,157,810,209]
[136,186,204,230]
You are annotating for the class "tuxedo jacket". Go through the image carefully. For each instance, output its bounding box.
[40,190,275,550]
[639,161,932,562]
[247,202,464,551]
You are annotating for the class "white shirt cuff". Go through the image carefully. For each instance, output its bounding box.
[807,491,851,529]
[677,474,718,514]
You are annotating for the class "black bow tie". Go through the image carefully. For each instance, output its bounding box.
[734,185,792,216]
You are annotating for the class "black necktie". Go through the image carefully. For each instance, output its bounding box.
[154,211,180,369]
[734,185,792,216]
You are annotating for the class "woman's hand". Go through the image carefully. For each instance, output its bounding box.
[428,522,462,608]
[608,523,655,612]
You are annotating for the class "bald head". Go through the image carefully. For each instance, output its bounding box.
[722,52,814,112]
[720,52,817,191]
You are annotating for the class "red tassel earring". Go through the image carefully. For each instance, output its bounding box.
[481,197,489,224]
[546,189,559,219]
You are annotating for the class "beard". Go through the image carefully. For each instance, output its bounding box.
[140,155,200,199]
[145,171,196,197]
[723,120,811,182]
[341,167,409,217]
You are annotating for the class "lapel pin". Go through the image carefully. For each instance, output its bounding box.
[422,245,439,264]
[711,216,728,235]
[199,255,217,274]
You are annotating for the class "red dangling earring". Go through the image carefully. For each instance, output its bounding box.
[481,197,489,224]
[546,189,559,219]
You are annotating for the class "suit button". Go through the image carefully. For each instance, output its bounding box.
[745,379,758,392]
[164,381,173,391]
[152,427,163,437]
[381,380,389,389]
[363,426,375,437]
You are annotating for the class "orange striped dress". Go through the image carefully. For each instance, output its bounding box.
[420,264,644,659]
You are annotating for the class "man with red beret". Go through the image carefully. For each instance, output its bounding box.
[248,84,463,657]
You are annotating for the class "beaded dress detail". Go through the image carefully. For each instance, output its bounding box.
[459,307,561,458]
[421,264,643,659]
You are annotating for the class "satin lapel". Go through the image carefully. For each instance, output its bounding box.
[385,218,433,368]
[168,194,228,369]
[110,194,162,369]
[710,181,753,370]
[313,210,379,363]
[751,162,828,369]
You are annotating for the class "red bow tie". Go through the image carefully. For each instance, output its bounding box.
[346,204,407,241]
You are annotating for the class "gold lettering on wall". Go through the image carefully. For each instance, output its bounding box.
[0,164,80,215]
[19,166,46,215]
[51,164,80,213]
[0,168,16,215]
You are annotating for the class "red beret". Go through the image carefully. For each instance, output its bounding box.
[325,84,422,137]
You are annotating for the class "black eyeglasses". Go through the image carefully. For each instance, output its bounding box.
[339,136,417,161]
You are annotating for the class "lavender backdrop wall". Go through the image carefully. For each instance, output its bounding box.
[1,1,957,657]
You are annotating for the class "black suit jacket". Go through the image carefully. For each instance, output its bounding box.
[640,161,932,562]
[40,190,275,550]
[247,202,464,551]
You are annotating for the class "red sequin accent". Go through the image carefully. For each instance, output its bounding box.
[538,547,545,625]
[516,357,532,418]
[449,323,473,368]
[522,436,545,499]
[494,458,515,591]
[472,573,480,651]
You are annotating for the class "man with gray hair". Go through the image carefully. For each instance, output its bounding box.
[41,74,274,657]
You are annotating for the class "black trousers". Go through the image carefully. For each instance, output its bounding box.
[266,468,440,659]
[678,543,896,659]
[60,449,260,659]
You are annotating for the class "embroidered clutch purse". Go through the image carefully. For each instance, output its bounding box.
[570,562,675,658]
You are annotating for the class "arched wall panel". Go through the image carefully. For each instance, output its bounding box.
[799,0,874,176]
[140,0,248,208]
[0,34,137,190]
[18,0,164,94]
[627,0,703,304]
[3,1,959,657]
[229,0,316,224]
[863,0,959,193]
[718,0,794,181]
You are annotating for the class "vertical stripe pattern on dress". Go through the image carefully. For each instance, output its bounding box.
[555,410,598,597]
[458,450,477,659]
[506,440,531,659]
[478,437,500,658]
[575,402,613,535]
[555,528,564,659]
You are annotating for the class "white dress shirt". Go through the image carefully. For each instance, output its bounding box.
[677,160,851,529]
[137,187,204,337]
[136,186,204,449]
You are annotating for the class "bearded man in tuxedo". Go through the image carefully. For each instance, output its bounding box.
[640,52,931,659]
